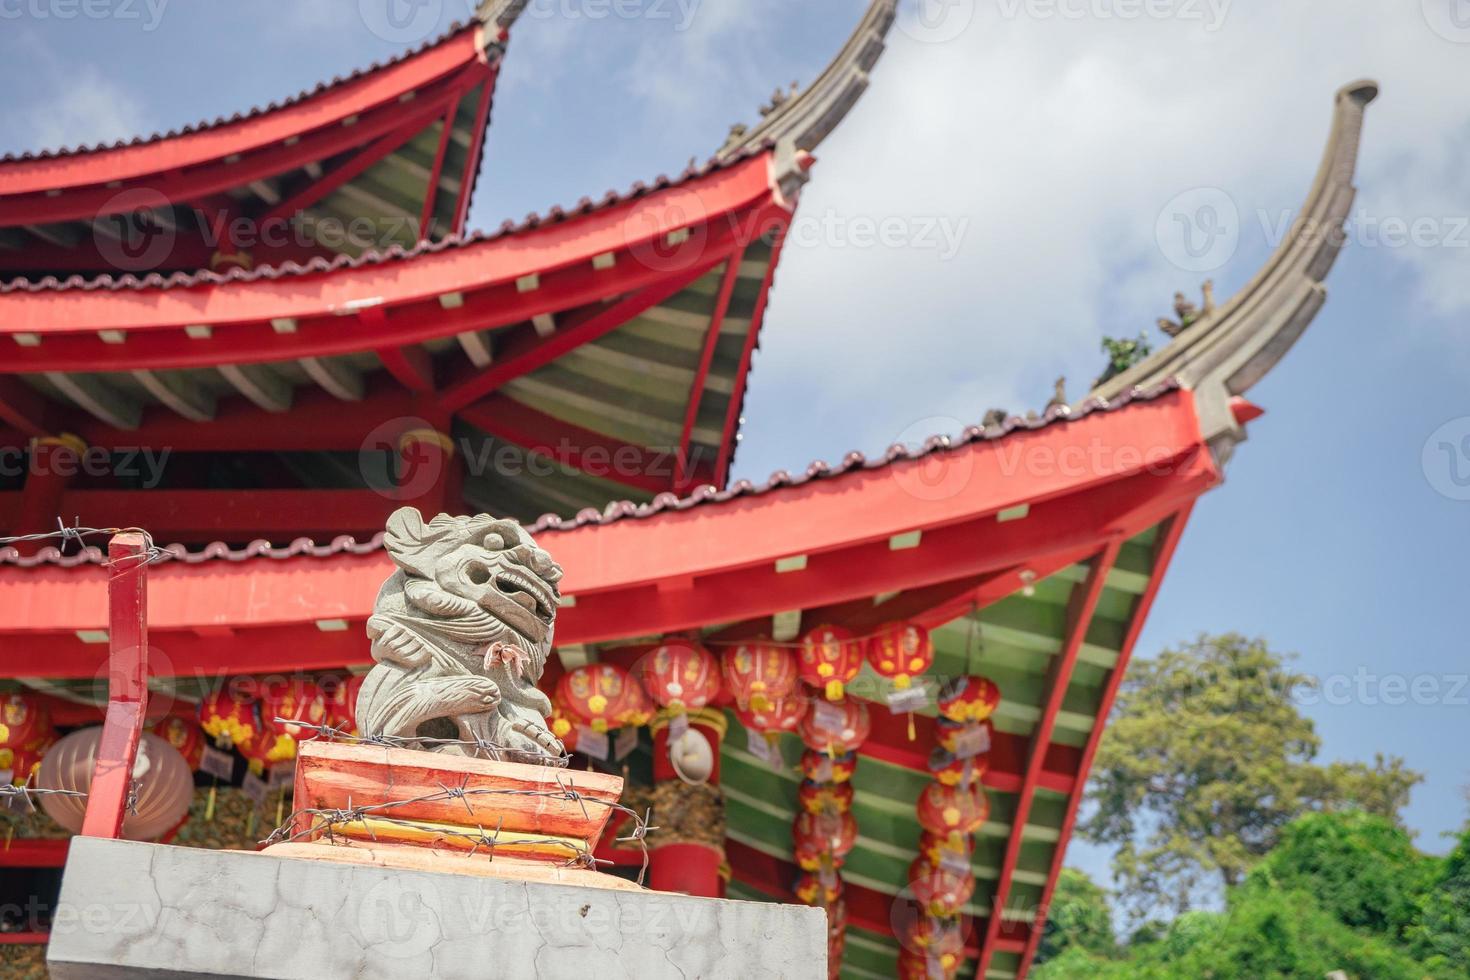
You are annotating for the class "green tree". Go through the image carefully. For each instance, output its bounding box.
[1080,633,1422,916]
[1412,821,1470,974]
[1034,869,1116,964]
[1252,810,1436,940]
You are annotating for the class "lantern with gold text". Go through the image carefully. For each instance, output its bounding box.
[798,779,854,816]
[793,870,843,908]
[557,663,632,734]
[898,916,965,978]
[197,684,263,754]
[898,948,960,980]
[260,678,328,763]
[641,640,721,715]
[919,829,975,869]
[1,739,48,786]
[799,749,857,784]
[937,675,1001,724]
[798,698,871,757]
[151,715,204,770]
[793,809,858,871]
[934,717,992,757]
[0,692,50,750]
[928,747,987,787]
[908,856,976,918]
[918,780,990,849]
[867,622,933,690]
[547,691,579,754]
[799,624,863,701]
[737,695,807,736]
[614,677,655,729]
[721,640,798,711]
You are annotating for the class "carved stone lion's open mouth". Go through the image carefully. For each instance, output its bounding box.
[494,568,556,627]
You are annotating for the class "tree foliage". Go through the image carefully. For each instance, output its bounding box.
[1033,812,1470,980]
[1080,633,1422,916]
[1034,869,1116,964]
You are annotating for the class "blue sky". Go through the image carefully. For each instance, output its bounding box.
[1,0,1465,876]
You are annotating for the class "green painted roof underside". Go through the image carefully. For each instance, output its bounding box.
[720,523,1165,980]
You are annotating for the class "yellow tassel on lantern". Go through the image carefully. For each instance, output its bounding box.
[205,782,217,822]
[825,680,844,701]
[907,712,916,741]
[894,675,913,690]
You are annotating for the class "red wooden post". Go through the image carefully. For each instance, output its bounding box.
[79,532,150,838]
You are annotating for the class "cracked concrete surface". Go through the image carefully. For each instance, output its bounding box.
[47,839,824,979]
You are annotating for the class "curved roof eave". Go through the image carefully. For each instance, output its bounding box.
[1085,80,1379,460]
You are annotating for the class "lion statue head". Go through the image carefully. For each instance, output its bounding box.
[355,507,566,763]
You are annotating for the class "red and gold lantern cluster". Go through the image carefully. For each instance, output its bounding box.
[901,675,1002,977]
[0,692,55,787]
[557,664,635,734]
[197,685,265,757]
[259,678,329,764]
[151,715,204,770]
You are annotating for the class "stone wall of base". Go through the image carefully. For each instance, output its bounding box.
[46,837,825,980]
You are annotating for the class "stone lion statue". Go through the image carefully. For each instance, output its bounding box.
[355,507,566,763]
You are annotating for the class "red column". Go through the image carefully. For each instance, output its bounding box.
[395,426,459,517]
[11,435,86,554]
[648,707,728,898]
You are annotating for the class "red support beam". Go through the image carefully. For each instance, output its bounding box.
[0,378,54,438]
[674,245,745,490]
[419,98,462,239]
[714,227,786,487]
[974,539,1122,977]
[79,532,149,839]
[58,488,398,541]
[1014,505,1195,978]
[452,80,496,233]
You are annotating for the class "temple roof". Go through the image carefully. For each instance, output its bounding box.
[0,15,513,279]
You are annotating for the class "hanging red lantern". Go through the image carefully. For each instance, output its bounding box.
[640,640,721,715]
[918,829,975,869]
[898,948,960,980]
[260,678,328,763]
[908,856,975,918]
[917,780,990,840]
[934,717,992,757]
[793,870,843,907]
[793,810,858,870]
[0,739,47,786]
[799,749,857,784]
[937,676,1001,724]
[898,916,965,975]
[321,673,366,737]
[737,695,807,736]
[151,715,204,770]
[798,699,870,756]
[197,683,263,754]
[866,622,933,690]
[798,779,854,816]
[799,625,864,701]
[557,664,632,734]
[721,640,798,711]
[614,677,655,729]
[0,692,49,749]
[927,747,988,787]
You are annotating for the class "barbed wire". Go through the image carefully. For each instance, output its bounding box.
[258,743,656,885]
[0,781,87,813]
[0,519,169,568]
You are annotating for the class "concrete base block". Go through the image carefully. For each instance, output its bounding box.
[46,837,826,979]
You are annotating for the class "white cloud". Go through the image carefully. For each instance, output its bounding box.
[15,35,150,152]
[733,0,1470,474]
